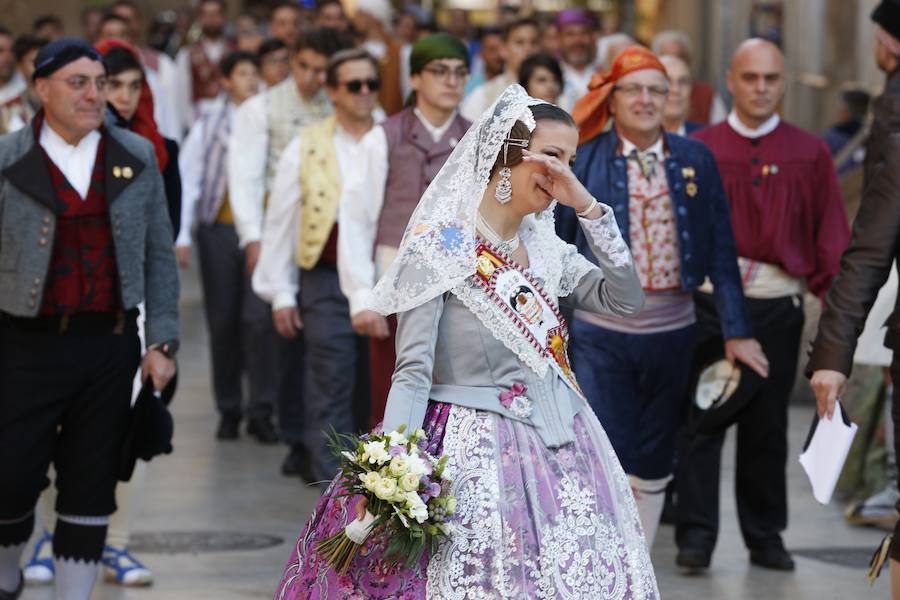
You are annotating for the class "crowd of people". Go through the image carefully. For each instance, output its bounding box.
[0,0,899,598]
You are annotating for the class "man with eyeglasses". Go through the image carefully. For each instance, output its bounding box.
[253,48,384,485]
[337,33,471,427]
[0,38,178,600]
[557,46,764,547]
[228,27,352,479]
[675,38,849,573]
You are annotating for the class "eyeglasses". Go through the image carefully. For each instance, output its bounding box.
[422,65,470,82]
[613,83,669,101]
[340,78,380,93]
[47,75,107,92]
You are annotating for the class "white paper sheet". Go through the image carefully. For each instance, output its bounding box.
[798,401,858,505]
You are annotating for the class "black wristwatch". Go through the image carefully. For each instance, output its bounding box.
[151,340,180,359]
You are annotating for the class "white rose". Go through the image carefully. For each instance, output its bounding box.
[388,456,410,477]
[363,441,390,465]
[374,477,398,501]
[405,453,429,477]
[405,492,429,523]
[399,472,421,492]
[359,471,381,492]
[445,497,457,514]
[386,429,408,446]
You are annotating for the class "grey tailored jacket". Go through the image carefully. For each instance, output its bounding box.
[0,122,179,346]
[382,211,643,448]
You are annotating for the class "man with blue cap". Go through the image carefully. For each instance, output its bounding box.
[0,38,178,600]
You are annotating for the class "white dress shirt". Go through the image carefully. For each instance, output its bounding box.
[726,110,780,139]
[175,38,229,129]
[227,91,271,247]
[337,109,459,315]
[39,122,101,200]
[460,73,513,122]
[619,134,664,162]
[557,61,597,113]
[252,123,383,311]
[0,71,25,106]
[176,99,234,246]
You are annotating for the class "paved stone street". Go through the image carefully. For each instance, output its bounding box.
[20,267,893,599]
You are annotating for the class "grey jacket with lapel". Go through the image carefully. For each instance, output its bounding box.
[0,121,179,346]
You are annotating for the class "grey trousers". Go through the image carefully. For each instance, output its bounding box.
[299,264,366,481]
[195,223,281,421]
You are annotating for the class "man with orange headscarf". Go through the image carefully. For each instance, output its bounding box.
[556,46,765,546]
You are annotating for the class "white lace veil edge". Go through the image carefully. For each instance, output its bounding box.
[367,84,554,316]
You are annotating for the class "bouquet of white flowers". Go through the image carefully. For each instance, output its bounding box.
[316,425,457,573]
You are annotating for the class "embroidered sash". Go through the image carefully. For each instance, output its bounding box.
[470,241,584,399]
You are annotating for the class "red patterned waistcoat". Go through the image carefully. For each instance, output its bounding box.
[39,132,120,315]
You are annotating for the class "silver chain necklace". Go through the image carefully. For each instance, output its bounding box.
[476,212,520,254]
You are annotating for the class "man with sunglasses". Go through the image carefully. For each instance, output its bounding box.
[228,27,352,478]
[675,38,849,573]
[253,48,384,485]
[556,46,764,548]
[0,38,178,599]
[337,33,471,427]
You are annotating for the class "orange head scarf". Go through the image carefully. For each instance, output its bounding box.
[572,46,668,145]
[95,38,169,172]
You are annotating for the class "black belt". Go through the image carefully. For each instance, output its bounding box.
[0,308,139,335]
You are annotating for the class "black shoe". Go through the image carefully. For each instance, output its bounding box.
[281,445,315,482]
[216,414,241,440]
[246,417,280,444]
[749,546,795,571]
[676,547,711,572]
[0,570,23,599]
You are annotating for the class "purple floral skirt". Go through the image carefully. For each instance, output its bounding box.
[274,401,658,599]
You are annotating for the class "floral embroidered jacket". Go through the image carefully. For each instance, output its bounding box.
[382,208,643,448]
[559,129,752,340]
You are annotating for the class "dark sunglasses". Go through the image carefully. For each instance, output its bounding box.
[340,78,380,93]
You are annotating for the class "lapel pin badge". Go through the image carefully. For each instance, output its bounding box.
[686,182,698,197]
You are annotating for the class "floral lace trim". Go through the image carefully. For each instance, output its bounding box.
[580,207,632,269]
[425,407,659,600]
[426,409,508,598]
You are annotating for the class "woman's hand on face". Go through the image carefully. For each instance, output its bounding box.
[521,150,594,213]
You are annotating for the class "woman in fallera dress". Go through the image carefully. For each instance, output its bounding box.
[275,85,660,599]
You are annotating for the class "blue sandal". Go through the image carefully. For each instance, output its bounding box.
[23,529,54,585]
[102,545,153,586]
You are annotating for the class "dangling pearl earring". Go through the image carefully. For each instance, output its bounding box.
[495,167,512,204]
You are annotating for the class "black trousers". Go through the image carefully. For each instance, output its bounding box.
[675,293,804,553]
[195,223,306,445]
[299,265,368,481]
[0,314,141,519]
